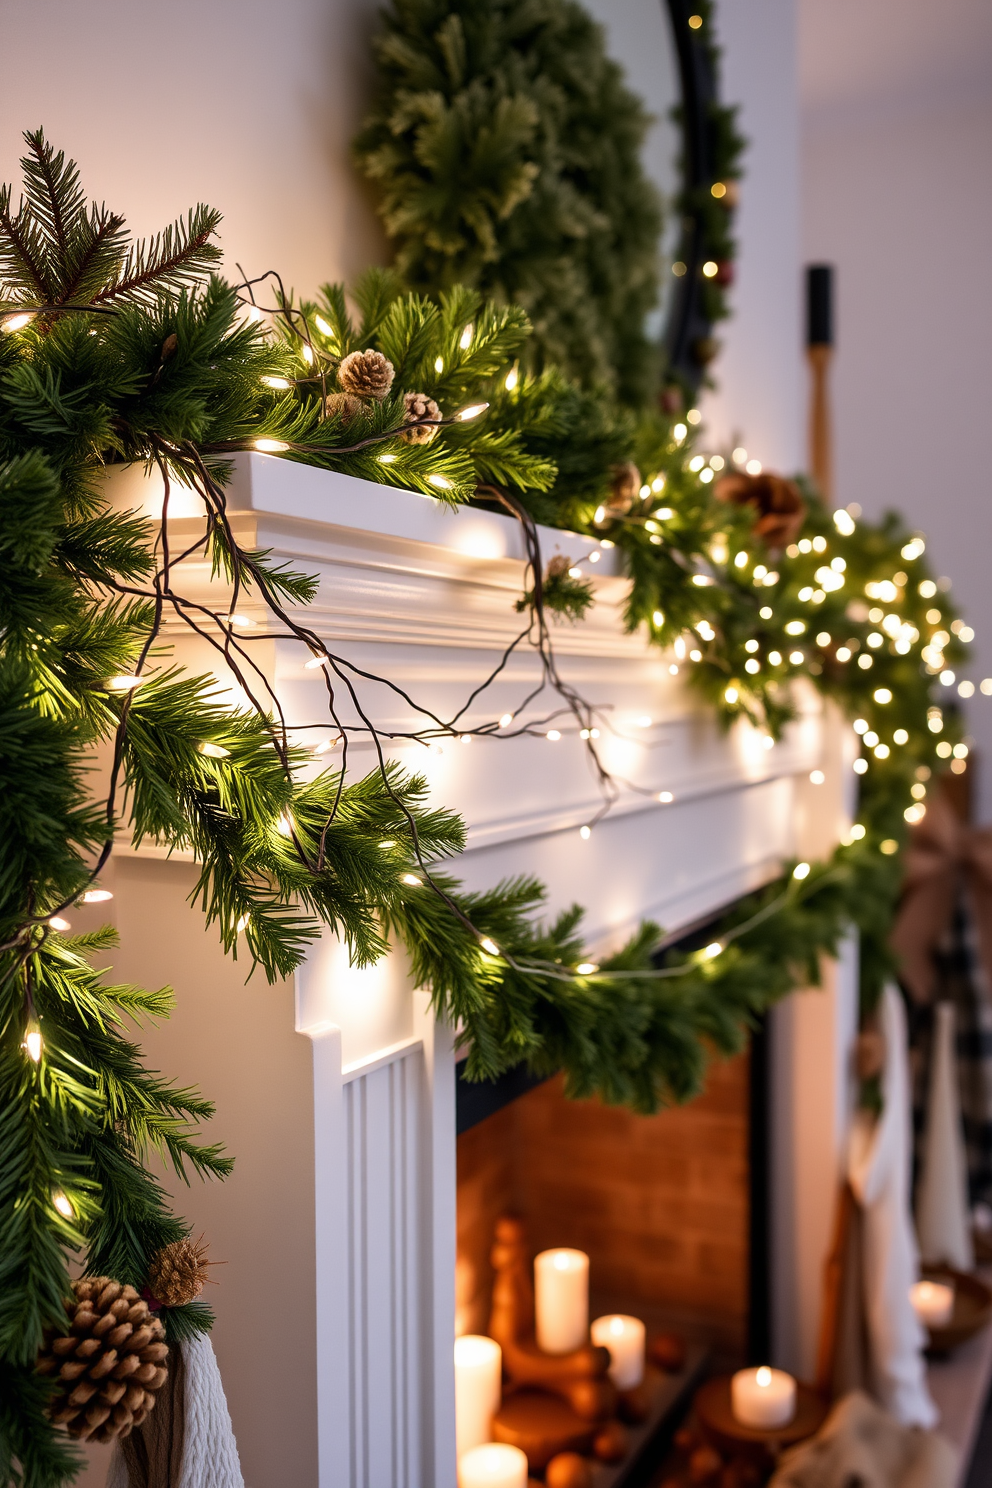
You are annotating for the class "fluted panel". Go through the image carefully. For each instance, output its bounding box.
[344,1047,425,1488]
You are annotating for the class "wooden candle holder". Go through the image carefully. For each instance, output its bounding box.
[487,1216,628,1472]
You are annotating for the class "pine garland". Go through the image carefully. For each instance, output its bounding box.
[0,132,969,1484]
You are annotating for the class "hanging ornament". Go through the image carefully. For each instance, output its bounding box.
[36,1279,169,1442]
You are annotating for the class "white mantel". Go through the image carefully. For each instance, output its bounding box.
[100,454,856,1487]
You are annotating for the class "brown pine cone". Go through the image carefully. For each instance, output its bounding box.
[337,349,394,401]
[604,462,642,515]
[714,470,805,550]
[399,391,441,444]
[147,1236,210,1307]
[323,391,363,423]
[36,1278,169,1442]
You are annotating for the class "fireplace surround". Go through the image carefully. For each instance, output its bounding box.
[94,454,857,1488]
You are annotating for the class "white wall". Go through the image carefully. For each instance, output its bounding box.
[0,0,386,296]
[702,0,803,475]
[800,0,992,815]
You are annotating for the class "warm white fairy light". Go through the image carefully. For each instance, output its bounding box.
[255,438,290,453]
[545,729,562,742]
[261,375,292,390]
[49,916,70,932]
[789,650,804,665]
[81,889,113,904]
[735,551,749,569]
[460,734,472,745]
[314,313,332,336]
[379,840,397,849]
[305,654,326,669]
[198,741,230,758]
[658,791,674,803]
[745,659,760,674]
[863,730,879,747]
[52,1190,73,1219]
[576,962,599,975]
[313,736,340,755]
[785,620,805,636]
[936,740,952,758]
[589,550,600,563]
[568,566,583,579]
[833,509,856,535]
[428,474,453,490]
[456,402,489,421]
[809,770,825,785]
[459,324,474,349]
[579,825,591,840]
[745,459,762,476]
[479,937,500,956]
[226,612,256,629]
[24,1024,43,1062]
[793,862,811,880]
[836,647,852,662]
[105,674,145,692]
[673,423,687,444]
[2,311,33,332]
[703,941,723,959]
[434,356,444,373]
[893,729,909,745]
[725,685,739,703]
[505,365,519,391]
[700,468,714,484]
[874,743,890,759]
[669,663,679,675]
[236,913,250,933]
[768,650,782,665]
[652,476,666,493]
[301,344,315,365]
[402,873,423,887]
[954,743,970,758]
[858,655,873,670]
[905,803,926,824]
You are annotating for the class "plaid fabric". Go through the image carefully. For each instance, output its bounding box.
[906,886,992,1209]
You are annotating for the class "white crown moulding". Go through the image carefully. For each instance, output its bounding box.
[103,453,852,952]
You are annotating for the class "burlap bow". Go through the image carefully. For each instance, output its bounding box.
[890,790,992,1003]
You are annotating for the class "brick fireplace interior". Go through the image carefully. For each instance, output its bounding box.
[456,1050,757,1371]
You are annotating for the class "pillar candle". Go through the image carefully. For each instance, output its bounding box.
[730,1366,796,1429]
[458,1443,528,1488]
[591,1314,646,1389]
[910,1280,955,1328]
[534,1248,589,1354]
[454,1335,502,1456]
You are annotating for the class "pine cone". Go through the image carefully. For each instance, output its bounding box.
[399,391,441,444]
[147,1237,210,1307]
[323,391,364,423]
[605,462,641,515]
[337,349,394,401]
[714,470,805,550]
[36,1278,169,1442]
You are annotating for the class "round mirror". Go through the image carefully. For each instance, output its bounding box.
[578,0,731,393]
